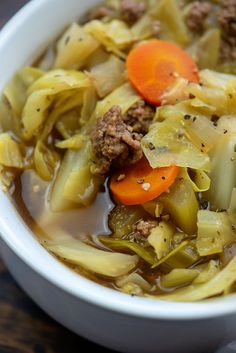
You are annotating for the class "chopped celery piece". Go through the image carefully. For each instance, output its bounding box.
[165,242,200,268]
[109,205,146,238]
[99,236,156,265]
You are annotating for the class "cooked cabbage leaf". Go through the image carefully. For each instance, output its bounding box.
[206,116,236,210]
[152,0,189,46]
[54,23,100,70]
[142,117,211,171]
[50,139,103,211]
[148,222,174,259]
[193,260,219,285]
[89,55,125,98]
[179,168,210,193]
[22,70,90,140]
[3,67,44,117]
[85,19,133,58]
[160,268,200,289]
[34,141,60,181]
[149,254,236,301]
[0,133,23,168]
[94,83,141,119]
[45,235,138,277]
[160,179,199,235]
[195,29,220,70]
[55,134,85,150]
[196,210,236,256]
[116,272,152,295]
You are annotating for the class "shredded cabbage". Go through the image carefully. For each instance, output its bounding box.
[148,222,174,260]
[85,19,133,58]
[196,210,236,256]
[54,23,100,69]
[22,70,90,140]
[150,254,236,301]
[0,133,23,168]
[88,55,125,98]
[45,234,138,278]
[142,117,211,172]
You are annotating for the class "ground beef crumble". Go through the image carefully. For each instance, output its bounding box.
[219,0,236,36]
[186,1,212,32]
[91,106,143,175]
[120,0,147,23]
[219,0,236,62]
[132,219,158,237]
[123,100,155,134]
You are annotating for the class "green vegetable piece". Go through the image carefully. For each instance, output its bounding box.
[148,222,174,260]
[99,236,156,265]
[160,179,199,234]
[196,210,236,256]
[152,240,189,268]
[109,205,146,238]
[148,254,236,301]
[142,117,210,172]
[196,29,221,70]
[0,133,23,169]
[165,242,200,268]
[34,141,60,181]
[152,0,189,46]
[46,234,139,278]
[160,268,200,289]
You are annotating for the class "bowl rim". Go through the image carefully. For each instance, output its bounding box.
[1,0,236,322]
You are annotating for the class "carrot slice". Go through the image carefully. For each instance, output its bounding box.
[127,40,199,106]
[110,158,180,205]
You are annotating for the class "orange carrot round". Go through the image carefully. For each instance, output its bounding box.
[110,158,180,205]
[127,40,199,106]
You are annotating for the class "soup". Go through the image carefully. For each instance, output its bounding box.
[1,0,236,301]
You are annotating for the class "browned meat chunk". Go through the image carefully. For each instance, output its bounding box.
[219,0,236,62]
[219,0,236,36]
[85,5,114,21]
[91,106,143,175]
[132,219,158,237]
[220,37,236,62]
[123,100,155,134]
[186,1,212,32]
[120,0,146,23]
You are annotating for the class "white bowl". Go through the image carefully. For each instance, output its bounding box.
[0,1,236,352]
